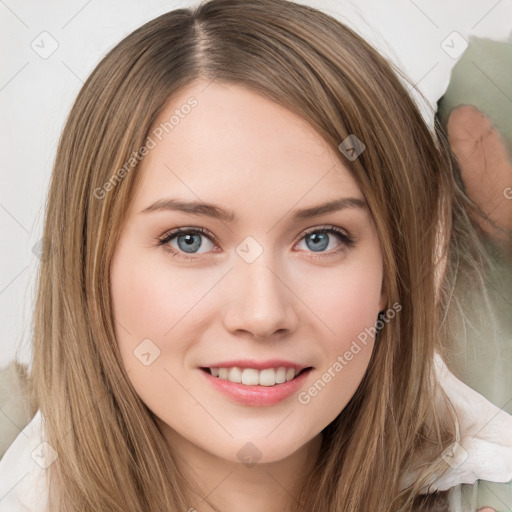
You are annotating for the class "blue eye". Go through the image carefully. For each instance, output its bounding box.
[297,226,355,255]
[157,225,355,261]
[157,227,216,259]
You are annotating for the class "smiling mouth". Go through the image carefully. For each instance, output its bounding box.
[200,366,313,387]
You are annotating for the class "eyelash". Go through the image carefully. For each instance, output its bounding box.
[156,225,356,261]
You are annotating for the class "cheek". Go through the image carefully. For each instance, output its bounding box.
[110,246,229,389]
[110,247,194,376]
[110,248,204,409]
[293,252,383,418]
[296,248,383,347]
[111,247,211,341]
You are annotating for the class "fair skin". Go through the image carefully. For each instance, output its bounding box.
[110,79,385,512]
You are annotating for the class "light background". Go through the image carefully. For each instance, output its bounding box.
[1,0,511,368]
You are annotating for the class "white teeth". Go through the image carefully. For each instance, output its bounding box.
[208,366,300,386]
[228,367,242,383]
[259,368,277,386]
[241,368,259,385]
[275,367,287,384]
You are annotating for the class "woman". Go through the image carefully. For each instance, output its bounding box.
[0,0,510,510]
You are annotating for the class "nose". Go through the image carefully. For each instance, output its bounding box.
[222,251,299,340]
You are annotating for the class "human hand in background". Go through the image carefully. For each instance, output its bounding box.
[447,104,512,252]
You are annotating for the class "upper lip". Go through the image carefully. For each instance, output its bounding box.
[200,359,312,371]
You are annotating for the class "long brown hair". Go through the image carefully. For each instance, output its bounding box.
[30,0,491,510]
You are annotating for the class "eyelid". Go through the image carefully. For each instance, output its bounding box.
[156,226,217,245]
[298,224,353,243]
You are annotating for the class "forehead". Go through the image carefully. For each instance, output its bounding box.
[133,80,363,214]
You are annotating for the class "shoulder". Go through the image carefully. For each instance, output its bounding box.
[0,410,50,511]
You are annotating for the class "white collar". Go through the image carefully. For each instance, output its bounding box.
[401,352,512,492]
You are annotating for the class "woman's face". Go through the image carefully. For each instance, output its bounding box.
[110,80,385,465]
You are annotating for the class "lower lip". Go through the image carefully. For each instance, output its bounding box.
[200,368,313,407]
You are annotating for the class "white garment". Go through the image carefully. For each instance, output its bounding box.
[399,354,512,494]
[0,356,511,511]
[0,409,49,512]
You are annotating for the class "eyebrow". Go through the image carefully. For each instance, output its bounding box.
[139,197,367,223]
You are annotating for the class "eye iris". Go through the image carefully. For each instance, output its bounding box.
[177,233,202,253]
[306,232,329,252]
